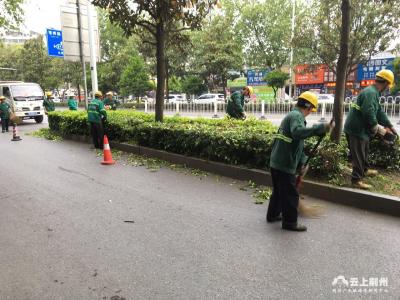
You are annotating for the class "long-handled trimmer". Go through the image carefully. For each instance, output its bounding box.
[297,120,334,218]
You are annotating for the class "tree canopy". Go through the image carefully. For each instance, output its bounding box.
[0,0,24,30]
[265,70,289,100]
[92,0,219,122]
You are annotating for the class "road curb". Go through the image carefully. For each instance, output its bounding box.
[65,134,400,217]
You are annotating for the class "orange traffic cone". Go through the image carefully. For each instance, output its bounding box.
[101,135,115,165]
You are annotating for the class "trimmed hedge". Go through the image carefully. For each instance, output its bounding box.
[48,111,400,180]
[54,102,86,107]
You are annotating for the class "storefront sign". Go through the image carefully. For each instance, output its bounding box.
[295,64,325,85]
[357,58,394,81]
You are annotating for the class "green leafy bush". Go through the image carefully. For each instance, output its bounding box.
[48,111,400,179]
[368,138,400,171]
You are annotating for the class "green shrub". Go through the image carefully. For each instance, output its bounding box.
[368,138,400,171]
[48,111,400,178]
[54,102,86,107]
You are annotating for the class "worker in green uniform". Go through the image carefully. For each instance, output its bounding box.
[0,96,11,133]
[103,91,117,110]
[344,69,397,190]
[67,93,78,111]
[226,86,254,119]
[43,91,55,114]
[88,91,107,149]
[266,91,334,232]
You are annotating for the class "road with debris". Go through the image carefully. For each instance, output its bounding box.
[0,121,399,299]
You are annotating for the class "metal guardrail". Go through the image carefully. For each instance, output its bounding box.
[142,96,400,123]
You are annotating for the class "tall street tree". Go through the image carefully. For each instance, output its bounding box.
[119,50,152,99]
[18,36,52,89]
[331,0,351,143]
[294,0,400,140]
[92,0,218,122]
[190,15,243,98]
[233,0,293,69]
[265,70,290,101]
[0,42,21,80]
[0,0,23,30]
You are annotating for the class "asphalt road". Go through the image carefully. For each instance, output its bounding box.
[0,121,400,300]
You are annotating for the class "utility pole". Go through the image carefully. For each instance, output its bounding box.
[288,0,296,99]
[87,0,98,93]
[76,0,88,109]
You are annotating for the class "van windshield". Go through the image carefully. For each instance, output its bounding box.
[11,84,44,101]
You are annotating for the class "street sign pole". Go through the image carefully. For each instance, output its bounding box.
[76,0,89,109]
[87,0,98,93]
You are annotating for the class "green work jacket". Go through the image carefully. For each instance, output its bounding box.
[43,98,55,112]
[344,85,392,141]
[270,107,326,175]
[68,98,78,111]
[103,98,117,110]
[88,98,107,124]
[0,102,11,119]
[226,91,245,119]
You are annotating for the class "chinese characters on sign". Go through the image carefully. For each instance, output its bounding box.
[357,58,394,81]
[46,29,64,58]
[247,70,268,86]
[295,64,325,85]
[332,275,389,294]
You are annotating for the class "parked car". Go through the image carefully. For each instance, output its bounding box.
[166,94,187,103]
[317,94,335,104]
[52,97,61,103]
[194,93,225,104]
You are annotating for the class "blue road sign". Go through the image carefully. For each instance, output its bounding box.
[46,29,64,58]
[357,58,394,81]
[247,70,269,86]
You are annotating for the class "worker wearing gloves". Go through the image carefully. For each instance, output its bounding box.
[226,86,253,119]
[43,91,55,114]
[103,91,117,110]
[67,94,78,111]
[344,70,397,190]
[266,91,334,232]
[0,96,11,133]
[88,91,107,149]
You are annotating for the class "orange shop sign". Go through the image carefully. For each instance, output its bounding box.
[326,82,354,87]
[295,64,325,85]
[361,80,375,87]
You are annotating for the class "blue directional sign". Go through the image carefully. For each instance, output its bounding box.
[46,29,64,58]
[357,58,394,81]
[247,70,269,86]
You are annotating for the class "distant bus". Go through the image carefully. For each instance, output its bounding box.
[0,81,45,123]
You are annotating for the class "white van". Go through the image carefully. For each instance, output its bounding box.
[0,81,45,123]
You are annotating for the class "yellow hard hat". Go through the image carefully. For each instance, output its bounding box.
[95,91,103,97]
[245,86,254,96]
[0,95,5,100]
[106,91,113,96]
[298,91,318,112]
[376,69,395,88]
[46,91,52,97]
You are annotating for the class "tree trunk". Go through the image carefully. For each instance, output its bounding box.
[165,58,170,102]
[222,74,227,100]
[331,0,351,143]
[155,21,166,122]
[77,83,81,103]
